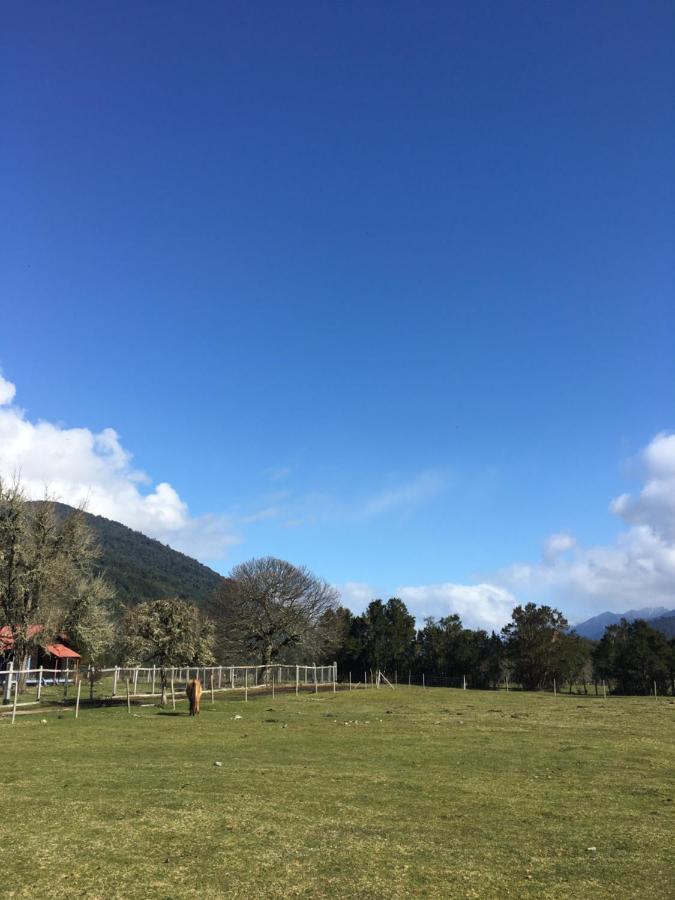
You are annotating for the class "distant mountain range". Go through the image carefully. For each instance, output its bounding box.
[32,502,224,609]
[573,606,675,640]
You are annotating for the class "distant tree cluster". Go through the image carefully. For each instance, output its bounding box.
[324,598,674,696]
[332,600,506,688]
[592,618,674,695]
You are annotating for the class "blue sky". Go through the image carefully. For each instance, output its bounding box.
[2,2,674,628]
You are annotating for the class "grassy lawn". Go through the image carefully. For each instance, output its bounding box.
[1,686,673,899]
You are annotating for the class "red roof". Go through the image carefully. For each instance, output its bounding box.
[0,625,80,658]
[45,642,81,660]
[0,624,43,649]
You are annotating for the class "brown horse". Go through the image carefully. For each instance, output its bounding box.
[186,677,203,716]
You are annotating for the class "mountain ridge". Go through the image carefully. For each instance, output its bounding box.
[573,606,675,640]
[29,501,225,608]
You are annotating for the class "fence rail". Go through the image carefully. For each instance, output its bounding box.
[0,661,338,714]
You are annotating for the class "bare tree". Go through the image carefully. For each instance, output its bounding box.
[63,575,116,700]
[215,557,338,679]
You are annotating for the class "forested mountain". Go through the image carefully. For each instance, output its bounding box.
[649,615,675,638]
[32,502,224,608]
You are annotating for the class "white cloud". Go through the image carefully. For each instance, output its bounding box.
[0,373,16,406]
[610,432,675,541]
[336,579,516,631]
[543,532,576,562]
[336,579,514,632]
[495,524,675,620]
[397,582,516,631]
[488,432,675,620]
[0,374,239,560]
[363,470,448,517]
[387,433,675,627]
[337,581,377,612]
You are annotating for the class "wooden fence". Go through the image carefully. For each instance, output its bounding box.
[0,661,340,723]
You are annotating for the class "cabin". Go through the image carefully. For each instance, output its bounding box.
[0,625,81,679]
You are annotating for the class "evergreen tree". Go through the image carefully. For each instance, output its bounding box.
[593,618,671,694]
[501,603,568,690]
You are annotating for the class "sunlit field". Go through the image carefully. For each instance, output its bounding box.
[2,686,673,899]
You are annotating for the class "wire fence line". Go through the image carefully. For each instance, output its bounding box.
[353,668,647,698]
[3,660,657,727]
[3,661,655,702]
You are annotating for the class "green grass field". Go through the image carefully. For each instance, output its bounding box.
[2,686,673,899]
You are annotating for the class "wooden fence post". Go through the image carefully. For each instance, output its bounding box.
[171,678,176,711]
[295,665,299,696]
[314,664,318,694]
[133,667,139,695]
[152,665,156,695]
[11,672,19,724]
[126,678,131,713]
[3,661,13,704]
[272,673,275,699]
[349,672,352,691]
[210,671,215,704]
[75,678,82,719]
[36,666,43,702]
[245,668,248,702]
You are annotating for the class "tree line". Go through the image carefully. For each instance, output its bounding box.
[1,481,673,700]
[327,597,674,695]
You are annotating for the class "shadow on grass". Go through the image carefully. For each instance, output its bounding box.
[157,711,185,717]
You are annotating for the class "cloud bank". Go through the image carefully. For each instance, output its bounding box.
[0,373,238,559]
[396,582,517,631]
[493,432,675,619]
[340,433,675,631]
